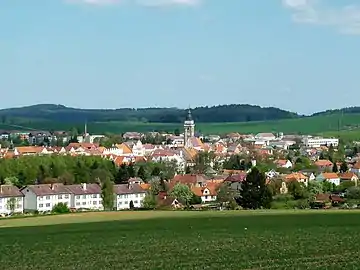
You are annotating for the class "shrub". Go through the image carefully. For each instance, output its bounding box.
[52,203,70,214]
[295,199,310,209]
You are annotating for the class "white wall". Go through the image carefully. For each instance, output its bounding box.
[115,193,145,210]
[36,194,71,212]
[0,197,23,215]
[72,194,103,210]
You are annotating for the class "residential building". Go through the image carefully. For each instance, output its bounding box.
[21,183,72,212]
[316,173,341,186]
[0,185,24,215]
[351,161,360,176]
[192,186,217,203]
[285,173,309,187]
[275,159,293,169]
[66,183,103,210]
[302,137,339,148]
[113,183,146,210]
[255,133,276,141]
[339,172,358,186]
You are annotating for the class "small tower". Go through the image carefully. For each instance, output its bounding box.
[184,109,195,147]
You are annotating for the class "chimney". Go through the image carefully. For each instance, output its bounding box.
[81,183,87,190]
[0,185,2,194]
[50,184,55,190]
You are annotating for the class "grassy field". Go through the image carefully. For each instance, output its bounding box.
[6,113,360,139]
[1,210,360,269]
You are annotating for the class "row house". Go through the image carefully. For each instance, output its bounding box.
[21,184,72,212]
[21,183,146,212]
[66,183,103,210]
[114,183,146,210]
[0,185,24,215]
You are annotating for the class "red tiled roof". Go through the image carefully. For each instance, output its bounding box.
[65,184,101,195]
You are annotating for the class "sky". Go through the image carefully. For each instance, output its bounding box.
[1,0,360,115]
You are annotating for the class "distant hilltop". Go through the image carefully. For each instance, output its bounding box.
[0,103,358,124]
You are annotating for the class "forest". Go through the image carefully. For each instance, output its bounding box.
[0,156,177,187]
[0,104,299,124]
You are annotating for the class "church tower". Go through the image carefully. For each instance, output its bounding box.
[184,109,195,147]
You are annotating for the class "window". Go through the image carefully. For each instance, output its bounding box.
[39,204,43,208]
[76,202,80,206]
[205,196,208,199]
[119,202,122,205]
[46,203,50,207]
[135,194,139,198]
[0,206,2,209]
[93,201,97,205]
[65,194,69,199]
[76,196,80,199]
[124,201,128,205]
[134,200,138,204]
[92,194,97,198]
[16,204,21,209]
[39,196,43,201]
[46,196,50,200]
[82,202,86,205]
[82,195,86,199]
[58,195,62,199]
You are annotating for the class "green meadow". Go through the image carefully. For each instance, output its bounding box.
[3,113,360,139]
[1,210,360,269]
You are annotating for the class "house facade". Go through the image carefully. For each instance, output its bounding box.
[0,185,24,215]
[316,173,341,186]
[113,184,146,210]
[21,184,72,212]
[66,183,103,210]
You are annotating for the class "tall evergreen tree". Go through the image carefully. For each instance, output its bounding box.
[101,177,114,211]
[137,166,147,181]
[340,161,348,173]
[332,162,338,173]
[239,167,272,209]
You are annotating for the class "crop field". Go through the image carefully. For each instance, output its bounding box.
[1,210,360,269]
[9,113,360,138]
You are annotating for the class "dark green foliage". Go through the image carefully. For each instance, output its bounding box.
[340,161,348,173]
[52,203,70,214]
[137,166,147,181]
[287,181,308,200]
[190,194,202,205]
[101,177,114,211]
[0,104,298,124]
[238,167,272,209]
[332,163,338,173]
[0,156,116,187]
[129,201,134,209]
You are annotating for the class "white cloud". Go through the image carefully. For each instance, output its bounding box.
[282,0,360,34]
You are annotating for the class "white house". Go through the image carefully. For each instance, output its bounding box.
[113,183,146,210]
[316,173,341,186]
[192,186,217,203]
[255,133,276,141]
[302,137,339,148]
[66,183,103,210]
[21,183,72,212]
[275,159,293,169]
[0,185,24,215]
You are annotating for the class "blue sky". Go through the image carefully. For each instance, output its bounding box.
[1,0,360,114]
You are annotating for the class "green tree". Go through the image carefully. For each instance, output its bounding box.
[346,186,360,199]
[322,181,335,193]
[115,164,130,184]
[193,151,214,174]
[332,163,338,173]
[4,176,19,186]
[142,193,157,209]
[216,182,237,205]
[287,181,308,200]
[239,167,272,209]
[340,161,348,173]
[6,197,16,213]
[170,183,193,206]
[307,180,323,198]
[52,202,70,214]
[137,166,147,181]
[101,177,114,211]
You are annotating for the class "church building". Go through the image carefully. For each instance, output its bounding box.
[184,109,195,147]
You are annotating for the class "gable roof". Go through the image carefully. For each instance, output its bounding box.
[321,173,339,179]
[113,183,145,195]
[23,183,71,196]
[65,184,101,195]
[0,185,23,198]
[339,172,358,180]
